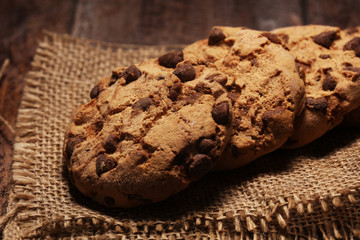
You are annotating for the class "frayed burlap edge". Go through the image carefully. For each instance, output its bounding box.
[8,189,360,239]
[1,30,360,239]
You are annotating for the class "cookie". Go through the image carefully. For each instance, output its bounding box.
[64,59,232,207]
[273,25,360,148]
[334,26,360,128]
[64,26,306,206]
[333,26,360,54]
[183,27,305,170]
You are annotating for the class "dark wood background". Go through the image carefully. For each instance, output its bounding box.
[1,0,360,217]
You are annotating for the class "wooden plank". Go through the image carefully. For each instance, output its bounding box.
[307,0,360,29]
[72,0,302,45]
[0,0,77,215]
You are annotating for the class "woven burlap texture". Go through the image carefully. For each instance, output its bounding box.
[2,30,360,239]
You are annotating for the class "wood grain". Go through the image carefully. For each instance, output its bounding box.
[307,0,360,28]
[72,0,302,45]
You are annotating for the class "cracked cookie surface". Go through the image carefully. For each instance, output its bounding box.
[64,59,232,207]
[273,25,360,148]
[185,27,304,170]
[335,26,360,128]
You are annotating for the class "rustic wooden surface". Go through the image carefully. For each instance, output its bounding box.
[1,0,360,218]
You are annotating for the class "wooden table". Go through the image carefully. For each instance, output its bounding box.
[1,0,360,217]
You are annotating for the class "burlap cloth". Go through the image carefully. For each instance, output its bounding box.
[1,30,360,239]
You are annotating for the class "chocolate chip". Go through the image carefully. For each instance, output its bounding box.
[195,83,212,94]
[262,108,279,122]
[121,65,142,84]
[184,92,202,105]
[319,54,331,59]
[322,73,337,91]
[261,32,282,44]
[295,60,311,70]
[142,142,156,153]
[212,102,230,125]
[344,37,360,57]
[344,65,360,73]
[65,136,84,159]
[173,64,196,82]
[271,70,281,78]
[103,135,121,154]
[343,62,353,67]
[343,65,360,81]
[158,50,184,68]
[260,107,294,138]
[214,89,225,99]
[227,92,240,102]
[90,85,100,99]
[93,121,103,134]
[261,107,287,126]
[133,98,153,111]
[169,82,182,101]
[188,154,213,178]
[312,31,339,49]
[197,138,217,154]
[130,151,148,165]
[226,84,242,102]
[104,196,115,206]
[279,34,289,43]
[96,154,117,176]
[208,27,226,46]
[226,84,242,96]
[351,75,360,82]
[306,97,328,114]
[205,73,228,86]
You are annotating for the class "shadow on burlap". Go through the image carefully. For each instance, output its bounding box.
[1,31,360,239]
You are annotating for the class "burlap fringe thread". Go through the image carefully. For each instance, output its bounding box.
[3,190,360,239]
[1,31,360,239]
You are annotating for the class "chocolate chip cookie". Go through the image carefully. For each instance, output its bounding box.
[273,25,360,148]
[64,59,232,207]
[183,27,305,170]
[64,26,306,206]
[334,26,360,128]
